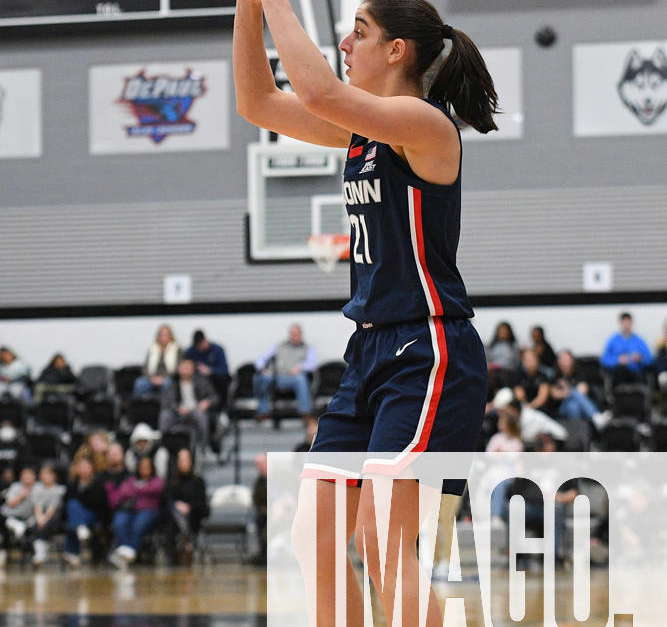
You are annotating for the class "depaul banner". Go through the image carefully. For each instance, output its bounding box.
[89,60,229,154]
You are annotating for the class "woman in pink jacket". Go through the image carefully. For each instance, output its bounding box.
[107,456,164,568]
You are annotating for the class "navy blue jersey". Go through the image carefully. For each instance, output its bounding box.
[341,98,474,325]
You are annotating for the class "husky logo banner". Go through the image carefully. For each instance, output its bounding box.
[574,40,667,137]
[617,48,667,126]
[90,60,229,155]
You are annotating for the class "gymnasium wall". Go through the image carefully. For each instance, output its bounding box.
[0,0,666,309]
[1,303,665,376]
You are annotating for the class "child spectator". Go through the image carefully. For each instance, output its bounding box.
[165,448,209,565]
[125,423,169,480]
[133,324,182,397]
[0,466,37,566]
[63,457,107,568]
[31,463,65,566]
[108,456,164,569]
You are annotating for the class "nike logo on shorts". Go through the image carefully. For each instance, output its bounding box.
[395,339,418,356]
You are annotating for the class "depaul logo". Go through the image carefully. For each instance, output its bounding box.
[119,69,206,143]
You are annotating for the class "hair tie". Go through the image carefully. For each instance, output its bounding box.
[441,24,455,40]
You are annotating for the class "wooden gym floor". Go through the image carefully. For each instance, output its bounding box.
[0,563,625,627]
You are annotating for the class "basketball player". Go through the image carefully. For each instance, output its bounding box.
[234,1,496,624]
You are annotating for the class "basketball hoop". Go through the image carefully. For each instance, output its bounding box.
[308,234,350,273]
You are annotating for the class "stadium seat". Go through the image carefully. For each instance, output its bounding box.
[113,365,144,403]
[229,363,259,421]
[599,418,641,452]
[612,384,650,420]
[200,485,254,563]
[33,393,74,432]
[78,395,119,432]
[312,361,346,415]
[0,396,25,430]
[126,396,161,431]
[76,364,115,400]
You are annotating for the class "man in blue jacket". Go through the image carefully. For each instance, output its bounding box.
[600,312,652,385]
[184,329,230,409]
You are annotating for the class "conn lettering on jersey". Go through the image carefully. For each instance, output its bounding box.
[343,179,382,206]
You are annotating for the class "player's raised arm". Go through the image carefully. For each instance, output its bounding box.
[232,0,350,148]
[261,0,498,154]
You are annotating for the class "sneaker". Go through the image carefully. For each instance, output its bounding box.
[0,549,6,568]
[108,549,128,570]
[77,525,91,542]
[33,540,49,566]
[63,552,81,568]
[6,517,27,539]
[117,545,136,563]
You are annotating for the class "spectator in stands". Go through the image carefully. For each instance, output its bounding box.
[185,330,230,399]
[133,324,182,397]
[551,352,604,425]
[0,466,37,566]
[31,462,65,566]
[160,359,218,449]
[514,349,551,412]
[493,389,567,445]
[164,448,209,566]
[0,346,31,401]
[63,457,107,568]
[108,456,165,569]
[250,453,268,566]
[71,430,111,476]
[125,423,169,480]
[254,324,317,422]
[34,353,77,402]
[487,407,523,525]
[100,443,129,520]
[486,322,521,371]
[655,320,667,392]
[601,312,652,385]
[503,433,579,567]
[0,467,14,498]
[531,325,557,371]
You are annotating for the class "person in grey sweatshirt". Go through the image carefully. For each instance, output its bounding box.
[253,323,317,422]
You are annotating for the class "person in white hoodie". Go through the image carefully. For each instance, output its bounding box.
[492,387,567,445]
[124,423,169,480]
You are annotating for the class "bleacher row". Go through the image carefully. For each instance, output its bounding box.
[2,352,667,473]
[0,360,348,470]
[484,354,667,453]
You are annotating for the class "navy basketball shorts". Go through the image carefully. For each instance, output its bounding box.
[302,316,488,495]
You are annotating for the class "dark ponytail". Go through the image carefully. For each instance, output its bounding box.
[365,0,499,134]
